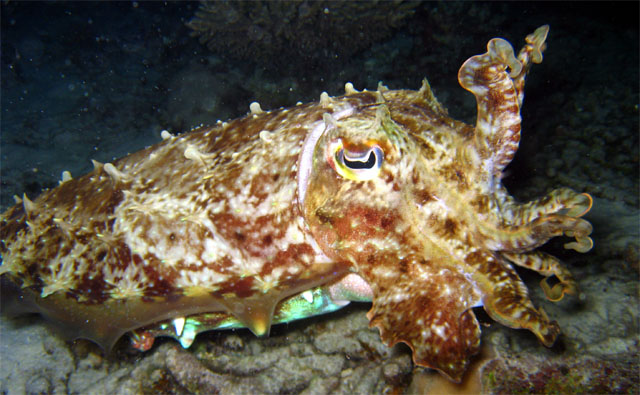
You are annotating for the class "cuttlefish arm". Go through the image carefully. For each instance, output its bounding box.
[496,188,593,254]
[456,24,592,328]
[483,189,592,300]
[354,249,565,383]
[465,250,561,348]
[357,255,483,383]
[502,250,578,302]
[458,25,548,176]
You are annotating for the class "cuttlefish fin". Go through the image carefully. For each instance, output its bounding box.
[363,264,483,383]
[219,295,277,337]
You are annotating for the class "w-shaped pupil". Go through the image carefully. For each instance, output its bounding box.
[343,150,376,169]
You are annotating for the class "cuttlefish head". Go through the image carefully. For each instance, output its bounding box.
[298,25,592,383]
[299,99,486,382]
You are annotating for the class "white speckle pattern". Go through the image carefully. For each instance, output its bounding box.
[0,25,592,384]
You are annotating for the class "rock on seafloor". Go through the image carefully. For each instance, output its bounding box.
[1,304,415,394]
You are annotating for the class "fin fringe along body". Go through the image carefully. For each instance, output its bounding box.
[0,26,592,382]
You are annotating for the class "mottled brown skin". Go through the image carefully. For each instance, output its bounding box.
[302,26,592,381]
[0,26,593,382]
[0,99,355,347]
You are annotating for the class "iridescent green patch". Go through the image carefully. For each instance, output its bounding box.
[130,286,353,350]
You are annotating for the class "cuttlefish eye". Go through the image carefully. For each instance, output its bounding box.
[327,139,384,181]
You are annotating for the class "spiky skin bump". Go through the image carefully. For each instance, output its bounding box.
[0,26,592,382]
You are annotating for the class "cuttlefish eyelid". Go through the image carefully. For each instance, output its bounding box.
[341,145,384,168]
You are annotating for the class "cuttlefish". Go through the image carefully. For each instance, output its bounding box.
[0,25,592,382]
